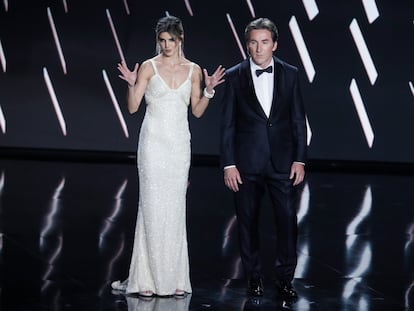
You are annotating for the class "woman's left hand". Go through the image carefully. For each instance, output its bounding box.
[203,65,226,93]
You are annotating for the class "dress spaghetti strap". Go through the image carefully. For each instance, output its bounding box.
[149,59,159,75]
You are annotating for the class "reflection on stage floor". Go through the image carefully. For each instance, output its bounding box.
[0,157,413,310]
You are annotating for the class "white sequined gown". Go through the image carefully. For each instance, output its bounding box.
[125,59,193,295]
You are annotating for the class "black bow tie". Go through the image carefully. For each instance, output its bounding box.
[255,66,273,77]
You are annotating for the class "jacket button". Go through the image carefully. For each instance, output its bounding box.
[268,123,273,127]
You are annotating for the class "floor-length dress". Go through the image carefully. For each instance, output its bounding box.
[115,59,193,295]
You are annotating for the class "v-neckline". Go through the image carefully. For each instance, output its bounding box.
[155,73,190,91]
[150,59,192,91]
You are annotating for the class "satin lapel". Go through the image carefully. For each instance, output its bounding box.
[239,60,268,118]
[269,57,282,118]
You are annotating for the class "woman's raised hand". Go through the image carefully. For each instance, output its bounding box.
[203,65,226,92]
[117,61,139,87]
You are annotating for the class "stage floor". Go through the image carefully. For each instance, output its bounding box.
[0,158,413,310]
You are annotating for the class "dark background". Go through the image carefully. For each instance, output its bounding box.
[0,0,413,164]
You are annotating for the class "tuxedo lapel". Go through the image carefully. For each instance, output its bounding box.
[269,57,282,118]
[239,59,268,119]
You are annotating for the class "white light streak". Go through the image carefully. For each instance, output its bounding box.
[0,171,4,193]
[350,19,378,85]
[295,298,311,311]
[350,79,374,148]
[295,243,309,278]
[343,278,361,299]
[0,103,5,134]
[306,115,312,146]
[405,223,414,251]
[362,0,379,23]
[102,69,129,138]
[226,13,247,60]
[302,0,319,20]
[358,297,369,310]
[297,183,310,225]
[184,0,194,16]
[346,234,358,250]
[99,179,128,248]
[3,0,7,12]
[106,9,126,64]
[289,16,315,83]
[222,215,237,251]
[0,38,6,72]
[47,7,67,74]
[99,237,125,295]
[405,281,414,309]
[62,0,68,13]
[123,0,130,15]
[346,244,372,278]
[346,186,372,235]
[409,81,414,97]
[41,235,63,286]
[40,177,65,241]
[43,67,67,135]
[246,0,256,18]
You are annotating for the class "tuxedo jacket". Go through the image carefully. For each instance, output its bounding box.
[220,56,307,174]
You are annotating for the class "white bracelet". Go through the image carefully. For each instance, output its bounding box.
[203,88,215,99]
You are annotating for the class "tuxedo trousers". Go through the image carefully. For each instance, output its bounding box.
[234,160,298,282]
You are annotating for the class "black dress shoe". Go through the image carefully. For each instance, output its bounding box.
[276,280,298,299]
[247,277,264,296]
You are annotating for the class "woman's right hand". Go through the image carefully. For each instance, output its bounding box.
[117,61,139,87]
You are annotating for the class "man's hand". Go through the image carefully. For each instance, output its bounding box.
[289,162,305,186]
[224,167,243,192]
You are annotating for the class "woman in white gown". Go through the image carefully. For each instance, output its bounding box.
[111,16,225,297]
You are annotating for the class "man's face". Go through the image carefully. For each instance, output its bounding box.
[247,29,277,68]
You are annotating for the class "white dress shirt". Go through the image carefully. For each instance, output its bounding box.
[250,58,274,118]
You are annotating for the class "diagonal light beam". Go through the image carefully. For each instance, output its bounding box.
[3,0,7,11]
[226,13,247,60]
[289,16,315,83]
[102,69,129,138]
[43,67,67,136]
[0,171,4,193]
[47,7,67,74]
[62,0,68,13]
[350,79,374,148]
[350,19,378,85]
[106,9,126,64]
[409,81,414,97]
[123,0,130,15]
[0,102,5,134]
[306,115,312,146]
[361,0,379,24]
[0,39,6,135]
[184,0,194,16]
[246,0,256,18]
[0,38,6,72]
[302,0,319,21]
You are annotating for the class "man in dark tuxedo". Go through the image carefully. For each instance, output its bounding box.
[220,17,307,299]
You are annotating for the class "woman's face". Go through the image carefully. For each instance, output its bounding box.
[158,32,181,57]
